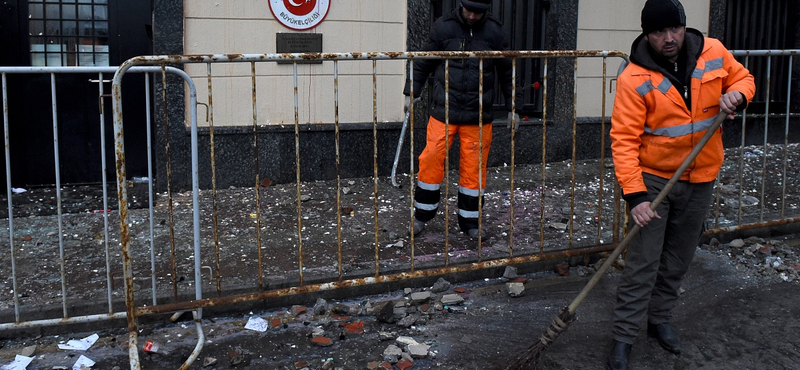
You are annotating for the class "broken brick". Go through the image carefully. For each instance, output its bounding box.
[311,336,333,347]
[396,358,414,369]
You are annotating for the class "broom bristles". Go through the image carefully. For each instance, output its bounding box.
[504,307,576,370]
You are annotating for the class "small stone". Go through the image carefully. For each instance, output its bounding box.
[430,277,451,293]
[503,266,518,279]
[376,301,395,323]
[555,262,570,276]
[729,239,746,248]
[314,298,328,315]
[322,358,334,370]
[300,194,312,202]
[383,344,403,363]
[331,303,352,315]
[408,343,431,358]
[404,288,413,295]
[20,345,36,357]
[378,331,395,341]
[506,282,525,297]
[203,357,217,367]
[440,294,464,306]
[410,291,431,303]
[396,336,418,346]
[397,315,417,328]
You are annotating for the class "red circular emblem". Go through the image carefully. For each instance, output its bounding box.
[284,0,317,16]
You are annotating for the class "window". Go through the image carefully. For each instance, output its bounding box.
[29,0,109,67]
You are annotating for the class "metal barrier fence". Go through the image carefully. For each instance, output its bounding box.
[0,49,797,369]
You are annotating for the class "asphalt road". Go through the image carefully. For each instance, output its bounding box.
[2,247,798,370]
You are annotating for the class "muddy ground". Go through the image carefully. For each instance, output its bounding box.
[0,143,799,369]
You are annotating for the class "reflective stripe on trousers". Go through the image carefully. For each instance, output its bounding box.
[414,116,491,231]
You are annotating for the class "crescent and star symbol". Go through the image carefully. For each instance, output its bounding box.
[287,0,308,6]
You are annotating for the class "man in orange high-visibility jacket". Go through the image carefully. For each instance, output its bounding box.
[606,1,755,369]
[402,0,521,239]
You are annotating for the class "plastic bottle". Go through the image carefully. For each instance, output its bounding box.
[143,340,171,355]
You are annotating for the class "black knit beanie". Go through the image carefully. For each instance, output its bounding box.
[641,0,686,34]
[461,0,491,13]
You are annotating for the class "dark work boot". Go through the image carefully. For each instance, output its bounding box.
[605,340,632,370]
[647,321,681,354]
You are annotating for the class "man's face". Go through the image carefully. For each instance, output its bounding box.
[645,26,685,62]
[461,6,485,25]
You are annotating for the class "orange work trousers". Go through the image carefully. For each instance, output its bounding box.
[415,116,492,231]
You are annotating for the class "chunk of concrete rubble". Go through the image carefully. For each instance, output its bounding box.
[431,277,451,293]
[506,282,525,297]
[397,314,417,328]
[404,287,413,295]
[440,294,465,306]
[408,343,431,358]
[383,344,403,363]
[729,239,745,248]
[396,336,419,346]
[503,266,518,279]
[203,357,217,367]
[378,331,395,341]
[376,301,395,323]
[313,298,328,315]
[331,303,352,315]
[321,358,334,369]
[20,345,36,357]
[410,291,431,303]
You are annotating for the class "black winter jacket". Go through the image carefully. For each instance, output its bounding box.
[403,7,520,125]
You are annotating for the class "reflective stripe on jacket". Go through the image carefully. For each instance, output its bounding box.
[611,36,755,197]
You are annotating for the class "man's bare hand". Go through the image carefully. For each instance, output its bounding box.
[719,90,744,120]
[631,201,660,227]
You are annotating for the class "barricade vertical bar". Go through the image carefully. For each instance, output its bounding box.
[51,73,68,317]
[98,72,114,312]
[539,58,549,253]
[372,60,380,276]
[444,59,451,265]
[760,56,773,222]
[780,56,793,218]
[293,62,305,285]
[161,65,179,301]
[111,62,142,370]
[596,58,608,245]
[334,60,343,280]
[408,60,415,271]
[2,72,20,321]
[207,63,222,296]
[569,58,578,249]
[251,61,264,291]
[477,58,485,259]
[737,56,750,226]
[509,58,517,257]
[188,63,203,315]
[145,72,157,305]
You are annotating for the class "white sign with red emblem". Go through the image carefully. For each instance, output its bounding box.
[269,0,331,31]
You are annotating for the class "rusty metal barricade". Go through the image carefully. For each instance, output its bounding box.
[0,48,798,370]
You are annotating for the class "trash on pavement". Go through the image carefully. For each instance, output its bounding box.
[244,316,269,332]
[57,333,99,351]
[72,355,94,370]
[0,355,33,370]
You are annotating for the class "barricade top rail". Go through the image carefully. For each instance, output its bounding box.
[116,49,629,66]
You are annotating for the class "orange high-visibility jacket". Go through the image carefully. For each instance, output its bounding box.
[611,32,756,199]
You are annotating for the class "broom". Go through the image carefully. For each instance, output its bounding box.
[505,111,729,370]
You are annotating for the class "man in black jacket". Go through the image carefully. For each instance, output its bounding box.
[403,0,520,238]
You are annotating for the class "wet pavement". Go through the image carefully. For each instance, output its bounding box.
[1,245,799,369]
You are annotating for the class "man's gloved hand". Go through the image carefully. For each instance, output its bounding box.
[507,111,520,131]
[404,96,411,113]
